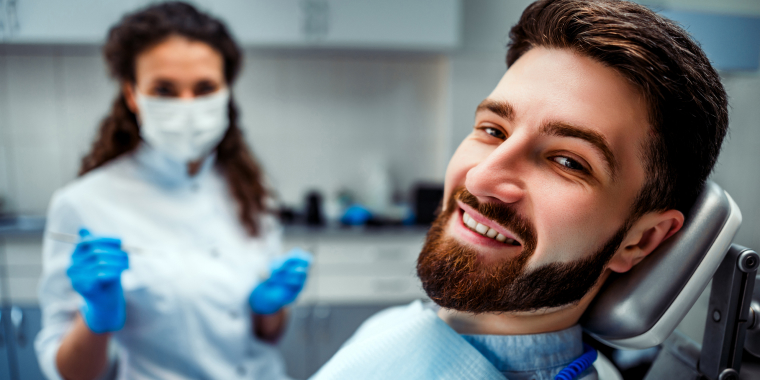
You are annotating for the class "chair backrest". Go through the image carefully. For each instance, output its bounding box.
[581,181,742,349]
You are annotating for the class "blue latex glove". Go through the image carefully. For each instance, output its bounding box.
[249,248,313,315]
[66,228,129,334]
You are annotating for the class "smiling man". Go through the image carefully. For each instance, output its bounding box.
[311,1,728,379]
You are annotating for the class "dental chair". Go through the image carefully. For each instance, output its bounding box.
[582,181,760,379]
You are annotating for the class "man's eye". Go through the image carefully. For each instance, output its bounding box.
[483,127,506,140]
[553,156,588,173]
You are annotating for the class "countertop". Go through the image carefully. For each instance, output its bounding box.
[0,215,46,237]
[0,215,430,237]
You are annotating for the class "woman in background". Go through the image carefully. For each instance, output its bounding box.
[35,3,309,379]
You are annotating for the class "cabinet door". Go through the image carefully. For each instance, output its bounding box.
[9,306,44,380]
[278,304,390,379]
[0,309,14,380]
[277,305,312,380]
[324,0,461,50]
[10,0,152,43]
[312,304,389,372]
[195,0,302,46]
[315,234,427,304]
[198,0,460,50]
[9,0,460,50]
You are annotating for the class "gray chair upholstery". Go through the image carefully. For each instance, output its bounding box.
[581,181,742,349]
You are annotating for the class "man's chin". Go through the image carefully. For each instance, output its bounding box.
[417,187,620,314]
[443,302,580,317]
[417,234,533,313]
[418,218,611,314]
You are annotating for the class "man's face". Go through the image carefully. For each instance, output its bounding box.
[418,47,651,313]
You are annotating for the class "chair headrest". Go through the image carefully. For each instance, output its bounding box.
[581,181,742,349]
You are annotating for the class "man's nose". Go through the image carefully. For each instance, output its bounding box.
[465,137,528,205]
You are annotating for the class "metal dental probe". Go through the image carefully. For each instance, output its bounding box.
[47,232,276,279]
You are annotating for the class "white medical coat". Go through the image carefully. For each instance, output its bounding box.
[35,144,290,380]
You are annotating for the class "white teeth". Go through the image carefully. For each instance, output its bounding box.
[462,212,518,245]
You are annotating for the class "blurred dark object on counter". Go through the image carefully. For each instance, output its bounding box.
[364,215,405,227]
[413,183,443,225]
[278,206,299,225]
[305,191,325,226]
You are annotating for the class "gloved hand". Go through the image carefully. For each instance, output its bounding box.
[66,228,129,334]
[249,248,313,315]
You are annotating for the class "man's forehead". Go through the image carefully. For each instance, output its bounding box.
[496,49,646,109]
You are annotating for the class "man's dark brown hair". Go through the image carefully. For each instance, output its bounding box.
[507,0,728,217]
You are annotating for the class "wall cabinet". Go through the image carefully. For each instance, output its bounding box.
[2,0,461,51]
[0,310,12,380]
[283,228,428,304]
[0,301,44,380]
[0,0,152,44]
[0,306,44,380]
[0,233,52,380]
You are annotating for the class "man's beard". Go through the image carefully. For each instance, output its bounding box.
[416,188,632,314]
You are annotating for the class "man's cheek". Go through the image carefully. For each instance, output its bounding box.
[443,146,482,206]
[531,197,602,263]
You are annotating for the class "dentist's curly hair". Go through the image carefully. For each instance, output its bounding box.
[80,1,269,236]
[507,0,728,218]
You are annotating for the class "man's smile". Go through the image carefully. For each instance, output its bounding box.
[453,200,523,248]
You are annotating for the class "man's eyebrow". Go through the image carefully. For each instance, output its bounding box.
[476,99,514,121]
[540,121,618,179]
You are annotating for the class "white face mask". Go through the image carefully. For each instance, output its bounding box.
[136,88,230,163]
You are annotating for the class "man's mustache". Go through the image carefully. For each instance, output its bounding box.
[454,188,537,253]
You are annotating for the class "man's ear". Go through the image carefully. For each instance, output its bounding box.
[607,209,684,273]
[122,82,139,115]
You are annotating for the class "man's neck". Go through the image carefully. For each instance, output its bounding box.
[438,270,610,335]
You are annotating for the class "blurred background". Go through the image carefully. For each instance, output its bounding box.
[0,0,759,379]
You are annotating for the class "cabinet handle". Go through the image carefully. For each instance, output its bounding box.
[7,0,19,34]
[312,303,331,341]
[0,0,4,39]
[10,306,25,347]
[0,310,4,347]
[294,307,311,342]
[300,0,329,40]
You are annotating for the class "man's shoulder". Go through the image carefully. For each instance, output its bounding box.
[310,300,506,380]
[355,301,429,332]
[337,300,429,348]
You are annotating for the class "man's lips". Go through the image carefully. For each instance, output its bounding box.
[456,201,522,246]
